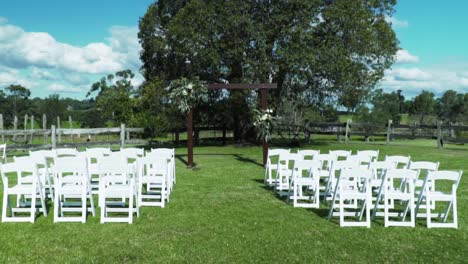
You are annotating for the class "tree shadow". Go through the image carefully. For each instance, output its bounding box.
[233,154,263,167]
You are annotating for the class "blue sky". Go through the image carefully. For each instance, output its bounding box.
[0,0,467,99]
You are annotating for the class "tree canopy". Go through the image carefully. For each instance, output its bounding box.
[138,0,399,139]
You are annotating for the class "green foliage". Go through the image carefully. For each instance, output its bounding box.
[411,90,436,124]
[252,109,277,142]
[87,69,137,124]
[166,77,208,114]
[436,90,467,123]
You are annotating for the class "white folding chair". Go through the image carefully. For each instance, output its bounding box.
[98,156,138,224]
[373,169,419,227]
[323,159,360,203]
[329,150,352,160]
[313,153,336,195]
[264,149,290,187]
[0,144,6,164]
[384,155,411,169]
[138,157,169,207]
[1,161,47,223]
[55,148,78,157]
[289,160,321,208]
[17,154,54,202]
[297,149,320,160]
[275,153,302,196]
[53,157,95,223]
[327,168,373,227]
[415,170,462,228]
[149,148,176,189]
[82,151,105,194]
[368,161,397,210]
[119,148,145,160]
[408,161,440,212]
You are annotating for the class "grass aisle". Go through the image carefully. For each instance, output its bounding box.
[0,141,467,262]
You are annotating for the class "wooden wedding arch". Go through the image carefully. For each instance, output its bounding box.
[186,83,277,168]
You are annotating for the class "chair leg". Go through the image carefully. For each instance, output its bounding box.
[2,190,8,222]
[453,195,458,228]
[30,191,37,223]
[426,195,431,228]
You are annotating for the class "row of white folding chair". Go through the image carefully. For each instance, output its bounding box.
[1,160,47,223]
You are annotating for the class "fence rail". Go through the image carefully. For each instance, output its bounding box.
[0,124,145,150]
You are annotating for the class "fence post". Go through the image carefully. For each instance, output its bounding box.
[222,127,226,145]
[386,119,393,145]
[43,114,47,144]
[23,114,28,142]
[13,116,18,141]
[120,123,126,148]
[30,115,34,144]
[51,125,56,149]
[0,114,4,143]
[437,121,443,149]
[345,119,351,144]
[337,125,342,142]
[69,115,73,143]
[57,116,61,143]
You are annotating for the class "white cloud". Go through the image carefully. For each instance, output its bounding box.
[395,50,419,64]
[0,22,141,75]
[31,67,57,80]
[47,84,84,93]
[385,16,409,28]
[0,17,7,24]
[381,66,468,97]
[0,66,37,88]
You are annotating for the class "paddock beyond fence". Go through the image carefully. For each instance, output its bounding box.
[275,120,468,148]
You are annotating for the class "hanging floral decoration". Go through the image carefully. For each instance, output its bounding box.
[252,108,278,143]
[166,77,208,114]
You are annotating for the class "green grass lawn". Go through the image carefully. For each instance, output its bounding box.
[1,140,467,262]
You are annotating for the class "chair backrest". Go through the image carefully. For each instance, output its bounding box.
[138,156,169,178]
[55,148,78,157]
[408,161,439,171]
[54,157,88,184]
[384,169,419,191]
[357,150,379,162]
[119,148,145,159]
[338,168,373,191]
[384,155,411,169]
[292,160,322,178]
[99,156,130,184]
[0,144,6,163]
[1,159,40,187]
[329,150,352,160]
[313,154,336,170]
[425,170,462,189]
[368,161,397,180]
[85,148,112,157]
[297,150,320,160]
[278,153,302,169]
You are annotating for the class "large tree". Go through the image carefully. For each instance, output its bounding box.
[138,0,399,139]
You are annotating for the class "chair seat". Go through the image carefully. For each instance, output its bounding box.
[423,191,453,201]
[294,177,316,185]
[7,184,36,195]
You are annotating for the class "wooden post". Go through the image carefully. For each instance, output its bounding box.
[43,114,47,144]
[437,121,443,149]
[0,114,4,143]
[187,109,194,168]
[30,115,34,143]
[261,89,268,165]
[23,114,28,142]
[120,123,126,148]
[51,125,56,149]
[57,116,61,143]
[69,115,73,143]
[13,116,18,141]
[386,120,393,145]
[345,120,351,144]
[175,130,180,146]
[126,130,130,141]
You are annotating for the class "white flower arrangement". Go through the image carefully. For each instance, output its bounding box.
[252,108,277,142]
[166,77,208,114]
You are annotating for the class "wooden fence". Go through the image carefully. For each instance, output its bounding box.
[275,120,468,148]
[0,123,145,150]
